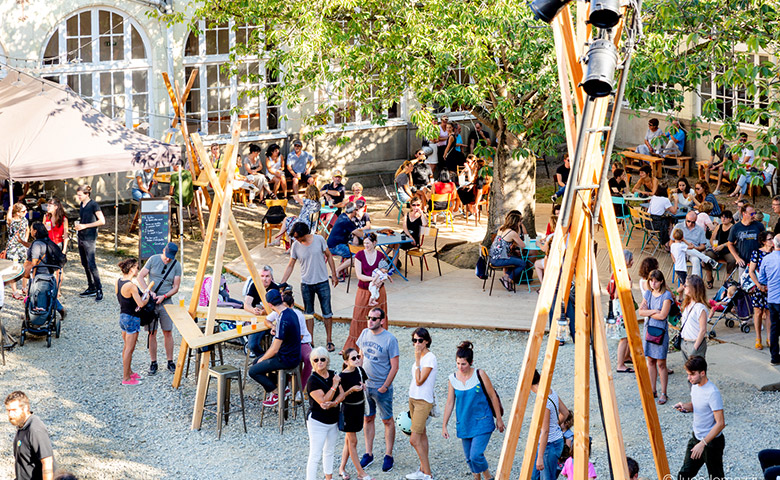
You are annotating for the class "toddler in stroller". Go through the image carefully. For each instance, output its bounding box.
[708,277,752,337]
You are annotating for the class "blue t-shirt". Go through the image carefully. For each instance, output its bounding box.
[327,213,356,248]
[357,329,400,389]
[275,308,301,367]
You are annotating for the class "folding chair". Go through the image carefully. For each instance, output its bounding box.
[480,245,505,296]
[611,196,633,243]
[428,193,454,231]
[404,226,442,281]
[636,208,664,256]
[380,176,403,224]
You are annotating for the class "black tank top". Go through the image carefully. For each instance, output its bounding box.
[406,213,423,244]
[117,279,141,316]
[716,224,731,246]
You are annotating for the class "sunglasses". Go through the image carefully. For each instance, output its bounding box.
[350,355,361,361]
[686,220,695,224]
[412,338,426,344]
[367,315,382,321]
[313,358,328,363]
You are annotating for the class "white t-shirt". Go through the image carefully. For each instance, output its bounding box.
[671,242,688,271]
[409,351,437,404]
[681,302,708,341]
[648,195,672,216]
[740,148,755,166]
[691,380,723,440]
[696,212,715,233]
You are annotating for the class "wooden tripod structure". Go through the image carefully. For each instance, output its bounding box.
[163,122,275,429]
[494,3,671,480]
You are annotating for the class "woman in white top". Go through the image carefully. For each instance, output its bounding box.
[407,328,437,480]
[530,369,569,480]
[679,275,709,362]
[265,143,287,198]
[672,177,695,213]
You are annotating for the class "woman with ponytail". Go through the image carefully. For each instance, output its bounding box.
[442,341,504,480]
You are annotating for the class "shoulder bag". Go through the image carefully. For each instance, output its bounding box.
[138,259,177,327]
[477,369,504,417]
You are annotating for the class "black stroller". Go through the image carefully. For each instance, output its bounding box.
[20,264,63,348]
[708,272,753,337]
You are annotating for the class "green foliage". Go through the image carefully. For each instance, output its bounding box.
[625,0,779,164]
[158,0,567,158]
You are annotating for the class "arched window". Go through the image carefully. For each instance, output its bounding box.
[40,8,152,135]
[183,21,283,137]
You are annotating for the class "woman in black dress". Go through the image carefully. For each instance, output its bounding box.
[338,348,371,480]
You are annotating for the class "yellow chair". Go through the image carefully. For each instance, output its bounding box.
[263,199,288,247]
[428,193,454,231]
[404,226,442,281]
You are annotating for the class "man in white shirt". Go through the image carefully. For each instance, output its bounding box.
[728,133,763,202]
[672,212,719,281]
[674,356,725,480]
[636,118,664,155]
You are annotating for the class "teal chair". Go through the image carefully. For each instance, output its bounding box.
[611,196,634,244]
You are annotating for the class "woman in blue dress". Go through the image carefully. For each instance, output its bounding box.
[636,269,675,405]
[442,341,505,480]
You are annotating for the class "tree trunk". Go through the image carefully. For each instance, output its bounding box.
[482,131,537,246]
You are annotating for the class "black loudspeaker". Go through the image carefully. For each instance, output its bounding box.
[589,0,622,28]
[529,0,573,24]
[582,39,618,98]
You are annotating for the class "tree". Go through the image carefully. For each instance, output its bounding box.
[158,0,567,241]
[625,0,779,179]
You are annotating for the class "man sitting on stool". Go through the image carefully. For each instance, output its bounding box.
[250,289,302,407]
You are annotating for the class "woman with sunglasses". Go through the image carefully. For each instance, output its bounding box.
[692,181,721,216]
[306,347,362,480]
[442,341,504,480]
[338,348,372,480]
[407,328,437,480]
[748,231,773,350]
[6,202,30,299]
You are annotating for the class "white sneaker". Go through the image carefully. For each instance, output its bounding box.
[406,470,425,480]
[712,189,721,195]
[421,475,433,480]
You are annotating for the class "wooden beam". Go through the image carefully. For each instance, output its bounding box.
[496,197,586,478]
[573,215,592,480]
[552,16,579,160]
[555,8,585,114]
[598,183,671,478]
[589,253,631,480]
[163,69,198,145]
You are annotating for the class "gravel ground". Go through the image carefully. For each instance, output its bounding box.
[0,236,777,479]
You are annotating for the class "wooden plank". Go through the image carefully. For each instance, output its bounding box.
[192,125,239,431]
[165,304,205,344]
[598,184,671,478]
[573,219,591,480]
[552,16,578,160]
[556,7,584,114]
[589,255,631,480]
[496,198,586,478]
[188,324,271,350]
[194,306,264,321]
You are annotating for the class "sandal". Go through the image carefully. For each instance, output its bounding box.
[339,471,351,480]
[326,342,336,353]
[12,292,24,301]
[756,341,764,350]
[616,367,635,373]
[657,393,668,405]
[500,277,512,292]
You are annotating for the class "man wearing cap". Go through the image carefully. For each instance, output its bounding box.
[327,202,361,279]
[321,170,346,213]
[137,242,182,375]
[287,140,317,204]
[249,290,302,407]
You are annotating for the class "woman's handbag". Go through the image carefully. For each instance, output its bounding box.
[477,369,504,417]
[360,367,371,416]
[645,325,666,345]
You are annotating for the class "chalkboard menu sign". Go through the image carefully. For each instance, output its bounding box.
[139,198,170,261]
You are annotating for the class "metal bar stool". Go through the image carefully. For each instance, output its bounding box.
[185,343,224,378]
[259,364,304,434]
[203,365,247,439]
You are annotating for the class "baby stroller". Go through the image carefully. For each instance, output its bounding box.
[708,271,753,338]
[20,264,62,348]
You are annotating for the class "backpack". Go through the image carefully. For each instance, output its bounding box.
[263,205,287,225]
[45,239,68,268]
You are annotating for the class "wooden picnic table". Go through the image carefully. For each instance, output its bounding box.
[620,150,692,178]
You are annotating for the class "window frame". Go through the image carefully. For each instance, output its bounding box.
[38,7,153,135]
[182,19,286,140]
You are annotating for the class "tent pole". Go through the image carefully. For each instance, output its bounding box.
[9,178,13,212]
[114,173,119,252]
[178,166,184,278]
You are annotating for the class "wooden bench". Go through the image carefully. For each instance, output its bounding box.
[696,160,733,187]
[620,150,664,178]
[661,155,692,177]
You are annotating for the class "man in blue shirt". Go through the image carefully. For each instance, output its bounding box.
[327,202,359,279]
[249,290,302,407]
[756,234,780,365]
[660,119,686,156]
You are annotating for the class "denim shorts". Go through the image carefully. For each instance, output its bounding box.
[365,385,394,420]
[119,313,141,335]
[301,281,333,319]
[329,243,353,259]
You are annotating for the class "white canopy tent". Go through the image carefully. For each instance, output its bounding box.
[0,68,183,258]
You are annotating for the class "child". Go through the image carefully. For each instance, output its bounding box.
[368,259,393,306]
[560,437,597,479]
[670,228,688,286]
[695,201,716,235]
[557,410,574,473]
[708,284,737,319]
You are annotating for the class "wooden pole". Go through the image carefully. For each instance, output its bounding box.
[572,217,592,480]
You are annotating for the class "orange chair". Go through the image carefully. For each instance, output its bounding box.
[404,226,442,281]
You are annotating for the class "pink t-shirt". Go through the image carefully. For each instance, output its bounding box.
[561,457,597,479]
